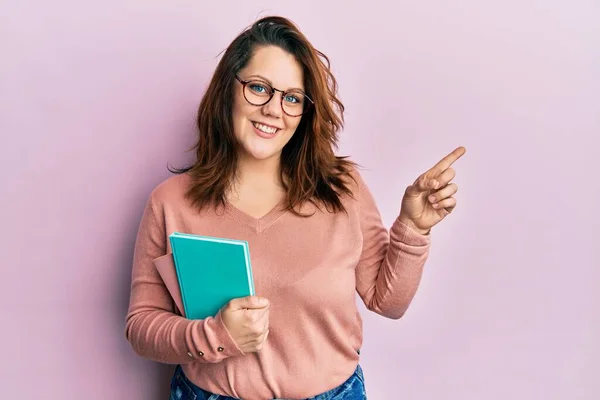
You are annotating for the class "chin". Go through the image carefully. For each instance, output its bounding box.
[245,148,282,161]
[238,142,281,161]
[238,131,291,162]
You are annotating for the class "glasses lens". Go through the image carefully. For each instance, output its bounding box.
[244,81,272,106]
[281,90,307,117]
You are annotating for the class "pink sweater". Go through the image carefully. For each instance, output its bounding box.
[125,170,430,400]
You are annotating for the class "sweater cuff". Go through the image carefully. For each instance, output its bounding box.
[183,309,245,363]
[390,218,431,247]
[213,309,246,357]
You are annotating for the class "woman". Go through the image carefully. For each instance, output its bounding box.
[125,15,465,400]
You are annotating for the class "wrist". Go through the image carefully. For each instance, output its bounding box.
[398,214,430,236]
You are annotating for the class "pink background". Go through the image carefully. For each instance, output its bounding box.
[1,1,598,398]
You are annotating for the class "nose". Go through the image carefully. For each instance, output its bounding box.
[261,91,283,118]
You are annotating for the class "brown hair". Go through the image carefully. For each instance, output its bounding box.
[170,15,358,215]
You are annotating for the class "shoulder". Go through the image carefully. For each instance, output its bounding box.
[331,164,375,215]
[146,172,193,212]
[342,164,386,218]
[342,164,369,197]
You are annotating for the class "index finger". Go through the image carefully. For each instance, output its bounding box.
[429,146,466,174]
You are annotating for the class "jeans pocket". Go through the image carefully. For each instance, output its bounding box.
[312,365,366,400]
[355,364,365,385]
[170,366,198,400]
[170,366,224,400]
[340,365,366,399]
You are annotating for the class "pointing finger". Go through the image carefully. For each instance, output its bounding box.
[429,146,466,175]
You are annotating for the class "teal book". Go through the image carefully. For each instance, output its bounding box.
[168,232,255,320]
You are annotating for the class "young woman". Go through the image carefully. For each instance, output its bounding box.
[125,15,465,400]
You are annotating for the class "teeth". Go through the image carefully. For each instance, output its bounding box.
[253,122,278,134]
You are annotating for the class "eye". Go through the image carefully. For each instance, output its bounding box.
[248,82,270,95]
[283,91,305,105]
[284,95,299,103]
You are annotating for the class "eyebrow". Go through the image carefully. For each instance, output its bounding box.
[245,74,305,93]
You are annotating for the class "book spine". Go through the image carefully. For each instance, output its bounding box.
[169,237,189,317]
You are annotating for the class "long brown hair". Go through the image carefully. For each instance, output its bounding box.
[170,15,358,215]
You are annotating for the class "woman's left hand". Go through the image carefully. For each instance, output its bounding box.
[399,146,466,235]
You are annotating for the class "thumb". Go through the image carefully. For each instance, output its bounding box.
[230,296,269,311]
[406,176,439,196]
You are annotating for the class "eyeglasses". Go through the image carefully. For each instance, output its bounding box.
[235,75,313,117]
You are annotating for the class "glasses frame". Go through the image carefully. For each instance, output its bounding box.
[235,75,314,117]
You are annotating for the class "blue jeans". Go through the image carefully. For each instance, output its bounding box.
[169,364,367,400]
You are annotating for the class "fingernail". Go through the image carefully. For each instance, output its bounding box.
[432,203,439,208]
[428,195,436,203]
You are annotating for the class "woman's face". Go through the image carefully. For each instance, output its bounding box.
[232,45,305,163]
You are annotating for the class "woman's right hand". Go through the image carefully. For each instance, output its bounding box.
[220,296,270,353]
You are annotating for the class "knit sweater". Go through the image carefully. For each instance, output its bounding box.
[125,169,430,400]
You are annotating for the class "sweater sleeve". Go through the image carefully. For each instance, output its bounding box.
[124,193,245,364]
[354,172,431,319]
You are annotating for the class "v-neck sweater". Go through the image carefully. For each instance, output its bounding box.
[125,170,431,400]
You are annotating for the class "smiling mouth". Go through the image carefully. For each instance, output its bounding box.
[252,121,280,135]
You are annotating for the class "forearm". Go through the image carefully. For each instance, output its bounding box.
[359,218,430,319]
[125,307,244,364]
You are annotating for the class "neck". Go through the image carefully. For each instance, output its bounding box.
[232,153,283,194]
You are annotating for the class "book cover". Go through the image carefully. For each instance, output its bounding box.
[168,232,255,320]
